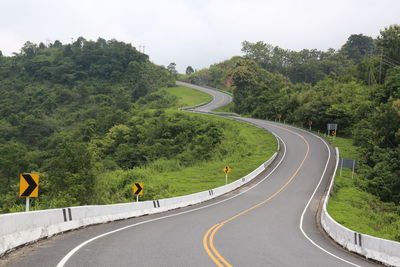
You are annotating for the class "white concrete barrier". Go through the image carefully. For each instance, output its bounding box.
[0,150,278,257]
[321,148,400,266]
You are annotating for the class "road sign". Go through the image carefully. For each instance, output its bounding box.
[308,120,313,126]
[277,114,282,119]
[327,123,338,137]
[133,183,143,196]
[340,158,358,169]
[19,174,39,198]
[223,166,231,174]
[339,158,357,179]
[327,123,338,131]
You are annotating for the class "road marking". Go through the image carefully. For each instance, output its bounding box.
[203,224,224,267]
[296,128,362,267]
[210,223,232,267]
[56,131,287,267]
[191,87,366,266]
[256,121,363,267]
[203,124,309,266]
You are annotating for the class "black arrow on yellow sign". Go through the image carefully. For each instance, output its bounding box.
[133,183,143,196]
[20,174,39,197]
[223,166,231,174]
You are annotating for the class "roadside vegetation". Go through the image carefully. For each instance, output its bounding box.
[214,102,234,113]
[182,25,400,240]
[0,40,276,213]
[327,137,400,241]
[164,85,212,107]
[94,109,276,202]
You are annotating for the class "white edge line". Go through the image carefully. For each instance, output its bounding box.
[57,132,287,267]
[297,128,362,267]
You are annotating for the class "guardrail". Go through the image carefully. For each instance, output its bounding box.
[0,146,279,257]
[184,109,240,117]
[177,80,233,96]
[321,148,400,266]
[178,100,214,111]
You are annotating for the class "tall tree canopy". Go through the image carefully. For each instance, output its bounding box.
[184,26,400,205]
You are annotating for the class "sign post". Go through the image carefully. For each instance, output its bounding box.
[308,120,313,131]
[133,183,144,202]
[277,114,282,123]
[19,173,39,212]
[340,158,357,179]
[327,123,338,140]
[223,166,231,184]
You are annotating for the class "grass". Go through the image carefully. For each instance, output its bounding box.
[94,86,277,204]
[164,85,212,107]
[326,136,400,242]
[214,102,234,112]
[95,111,277,202]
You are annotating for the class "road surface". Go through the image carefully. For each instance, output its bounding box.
[176,81,232,111]
[3,83,379,267]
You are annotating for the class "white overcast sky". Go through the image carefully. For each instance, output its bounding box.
[0,0,399,72]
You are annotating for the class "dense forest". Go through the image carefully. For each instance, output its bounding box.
[0,38,229,213]
[185,25,400,205]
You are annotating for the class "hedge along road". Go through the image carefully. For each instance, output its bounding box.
[7,83,379,267]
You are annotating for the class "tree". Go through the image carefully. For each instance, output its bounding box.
[377,24,400,63]
[167,62,177,76]
[185,66,194,75]
[0,142,28,193]
[51,40,63,48]
[241,41,274,70]
[47,141,96,204]
[38,42,47,50]
[340,34,375,62]
[21,41,37,58]
[231,59,259,113]
[72,37,86,49]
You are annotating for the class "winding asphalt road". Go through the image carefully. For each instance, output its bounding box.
[176,81,232,111]
[4,83,379,267]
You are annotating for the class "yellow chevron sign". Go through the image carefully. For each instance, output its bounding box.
[223,166,231,174]
[19,174,39,198]
[133,183,143,196]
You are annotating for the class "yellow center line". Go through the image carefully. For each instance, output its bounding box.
[203,224,224,267]
[210,223,233,267]
[203,124,310,266]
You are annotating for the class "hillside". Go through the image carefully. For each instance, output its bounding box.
[0,38,176,212]
[182,25,400,240]
[0,38,277,213]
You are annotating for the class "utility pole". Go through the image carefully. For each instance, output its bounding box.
[379,49,383,84]
[138,45,145,53]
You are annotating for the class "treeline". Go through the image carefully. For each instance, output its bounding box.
[0,38,226,213]
[184,25,400,204]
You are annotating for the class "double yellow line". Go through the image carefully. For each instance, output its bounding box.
[203,125,310,266]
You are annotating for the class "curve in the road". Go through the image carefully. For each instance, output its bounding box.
[176,82,375,267]
[56,132,287,267]
[8,82,379,267]
[203,125,310,267]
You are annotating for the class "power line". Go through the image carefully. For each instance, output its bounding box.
[382,55,400,66]
[373,52,400,66]
[382,59,397,68]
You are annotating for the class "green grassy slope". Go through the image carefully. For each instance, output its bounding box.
[93,86,277,203]
[327,137,400,241]
[165,85,212,107]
